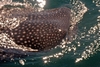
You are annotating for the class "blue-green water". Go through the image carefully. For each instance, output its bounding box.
[0,0,100,67]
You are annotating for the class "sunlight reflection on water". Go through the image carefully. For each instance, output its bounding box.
[0,0,100,66]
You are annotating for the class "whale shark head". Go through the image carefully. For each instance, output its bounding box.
[0,7,77,61]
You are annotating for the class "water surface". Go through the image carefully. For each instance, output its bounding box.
[0,0,100,67]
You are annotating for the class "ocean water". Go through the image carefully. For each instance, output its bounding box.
[0,0,100,67]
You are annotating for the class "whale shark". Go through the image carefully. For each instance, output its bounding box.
[0,7,76,61]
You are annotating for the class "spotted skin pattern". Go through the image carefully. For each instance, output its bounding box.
[3,7,71,51]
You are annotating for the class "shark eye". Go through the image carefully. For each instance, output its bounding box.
[70,25,72,27]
